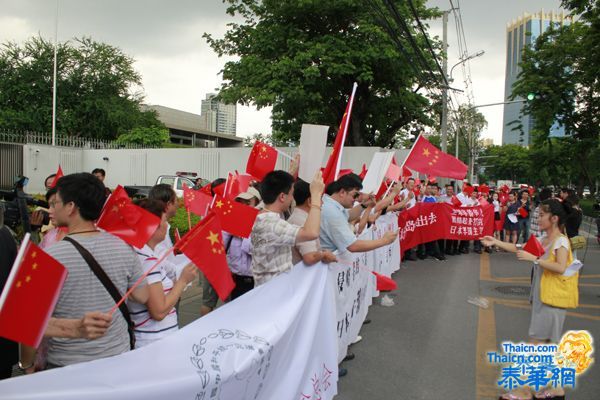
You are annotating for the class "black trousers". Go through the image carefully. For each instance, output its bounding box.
[231,274,254,300]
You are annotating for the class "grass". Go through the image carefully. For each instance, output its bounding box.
[169,202,201,242]
[580,198,596,218]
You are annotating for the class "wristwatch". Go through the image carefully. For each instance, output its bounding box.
[533,257,540,266]
[18,360,34,371]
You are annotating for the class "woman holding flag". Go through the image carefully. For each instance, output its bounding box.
[482,198,578,400]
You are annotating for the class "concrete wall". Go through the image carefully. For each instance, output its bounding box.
[22,144,410,194]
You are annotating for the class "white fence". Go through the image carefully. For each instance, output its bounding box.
[22,145,410,194]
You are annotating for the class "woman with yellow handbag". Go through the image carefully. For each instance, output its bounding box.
[482,198,578,400]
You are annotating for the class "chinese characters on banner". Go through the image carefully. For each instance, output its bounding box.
[397,203,494,251]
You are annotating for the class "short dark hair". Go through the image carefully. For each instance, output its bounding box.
[539,187,553,202]
[211,178,226,196]
[325,173,363,195]
[45,174,56,185]
[133,198,166,218]
[406,177,415,183]
[45,187,57,202]
[260,170,294,205]
[91,168,106,177]
[148,184,176,204]
[56,173,106,221]
[293,179,311,206]
[445,183,454,189]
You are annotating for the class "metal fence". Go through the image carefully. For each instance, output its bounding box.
[0,130,157,149]
[0,143,23,189]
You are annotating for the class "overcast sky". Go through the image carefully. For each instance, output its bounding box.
[0,0,565,143]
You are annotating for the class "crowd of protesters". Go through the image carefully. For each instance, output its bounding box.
[0,159,585,386]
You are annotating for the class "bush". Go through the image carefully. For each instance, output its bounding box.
[169,204,201,242]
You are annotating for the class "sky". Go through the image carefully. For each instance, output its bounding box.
[0,0,566,143]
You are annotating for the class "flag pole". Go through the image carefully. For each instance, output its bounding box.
[187,209,192,231]
[334,82,358,181]
[275,149,294,161]
[109,247,174,314]
[0,234,31,309]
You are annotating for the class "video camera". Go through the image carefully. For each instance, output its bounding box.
[0,176,49,232]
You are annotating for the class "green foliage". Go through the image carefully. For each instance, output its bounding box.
[169,204,201,242]
[481,145,532,183]
[116,126,170,147]
[0,36,162,139]
[243,132,287,147]
[205,0,442,147]
[510,3,599,194]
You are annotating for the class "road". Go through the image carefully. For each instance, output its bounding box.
[337,223,600,400]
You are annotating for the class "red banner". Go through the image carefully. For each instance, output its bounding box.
[397,203,494,250]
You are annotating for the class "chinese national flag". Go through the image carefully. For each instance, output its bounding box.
[246,141,278,181]
[385,163,402,182]
[451,195,462,207]
[372,271,397,292]
[49,165,64,188]
[96,185,161,248]
[0,239,68,347]
[174,211,234,300]
[404,135,468,180]
[322,83,358,184]
[523,235,545,258]
[199,183,213,196]
[183,184,212,217]
[359,164,368,180]
[211,194,258,238]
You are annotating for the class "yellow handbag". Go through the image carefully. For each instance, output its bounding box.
[539,236,579,309]
[570,235,586,250]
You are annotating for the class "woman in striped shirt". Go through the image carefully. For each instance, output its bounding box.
[128,199,198,348]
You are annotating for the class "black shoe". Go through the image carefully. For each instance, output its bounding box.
[338,368,348,377]
[434,254,446,261]
[474,249,482,254]
[417,253,427,260]
[406,253,418,261]
[485,247,493,253]
[445,250,455,256]
[460,248,469,254]
[363,318,372,324]
[343,352,355,361]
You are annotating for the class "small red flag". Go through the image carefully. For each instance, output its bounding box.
[0,239,68,347]
[402,166,412,178]
[246,141,278,181]
[183,184,212,217]
[96,185,161,248]
[462,183,474,195]
[211,194,259,238]
[404,136,468,180]
[174,211,234,300]
[199,183,213,196]
[518,207,529,218]
[523,235,545,258]
[322,83,358,184]
[49,165,64,188]
[359,164,368,180]
[372,271,397,291]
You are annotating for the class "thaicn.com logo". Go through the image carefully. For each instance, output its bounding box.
[487,330,594,391]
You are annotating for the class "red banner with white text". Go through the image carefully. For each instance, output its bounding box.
[398,203,494,250]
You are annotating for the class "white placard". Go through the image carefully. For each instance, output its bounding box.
[360,152,395,194]
[298,124,329,182]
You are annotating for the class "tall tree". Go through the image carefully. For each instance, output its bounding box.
[205,0,443,147]
[0,36,163,140]
[511,2,599,194]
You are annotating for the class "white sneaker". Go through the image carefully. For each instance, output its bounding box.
[352,335,363,344]
[381,294,395,307]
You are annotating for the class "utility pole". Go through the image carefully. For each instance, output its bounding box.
[440,10,449,153]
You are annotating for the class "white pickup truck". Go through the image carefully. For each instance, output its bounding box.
[124,173,209,198]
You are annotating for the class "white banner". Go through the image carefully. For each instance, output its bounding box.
[0,215,403,400]
[361,152,395,195]
[298,124,329,183]
[0,264,338,400]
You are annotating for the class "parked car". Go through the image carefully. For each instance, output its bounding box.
[124,172,208,198]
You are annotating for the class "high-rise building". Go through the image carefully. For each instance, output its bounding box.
[200,93,237,136]
[502,10,572,146]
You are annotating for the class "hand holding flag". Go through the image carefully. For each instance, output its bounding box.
[523,235,545,258]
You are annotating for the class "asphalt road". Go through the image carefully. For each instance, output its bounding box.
[337,224,600,400]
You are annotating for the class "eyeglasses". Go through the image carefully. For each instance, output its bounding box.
[351,191,360,200]
[48,200,63,208]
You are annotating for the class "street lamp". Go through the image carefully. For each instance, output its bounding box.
[449,50,485,82]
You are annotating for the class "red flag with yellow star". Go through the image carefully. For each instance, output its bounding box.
[246,141,278,181]
[0,237,68,347]
[210,194,259,238]
[403,135,468,180]
[183,184,212,217]
[96,185,161,248]
[174,211,234,300]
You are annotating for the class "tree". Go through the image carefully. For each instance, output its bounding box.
[205,0,443,147]
[0,36,162,140]
[115,126,170,147]
[479,145,532,184]
[243,132,287,147]
[510,2,600,195]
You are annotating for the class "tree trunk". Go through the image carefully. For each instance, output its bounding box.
[349,114,364,146]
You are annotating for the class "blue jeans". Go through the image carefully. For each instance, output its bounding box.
[518,218,529,243]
